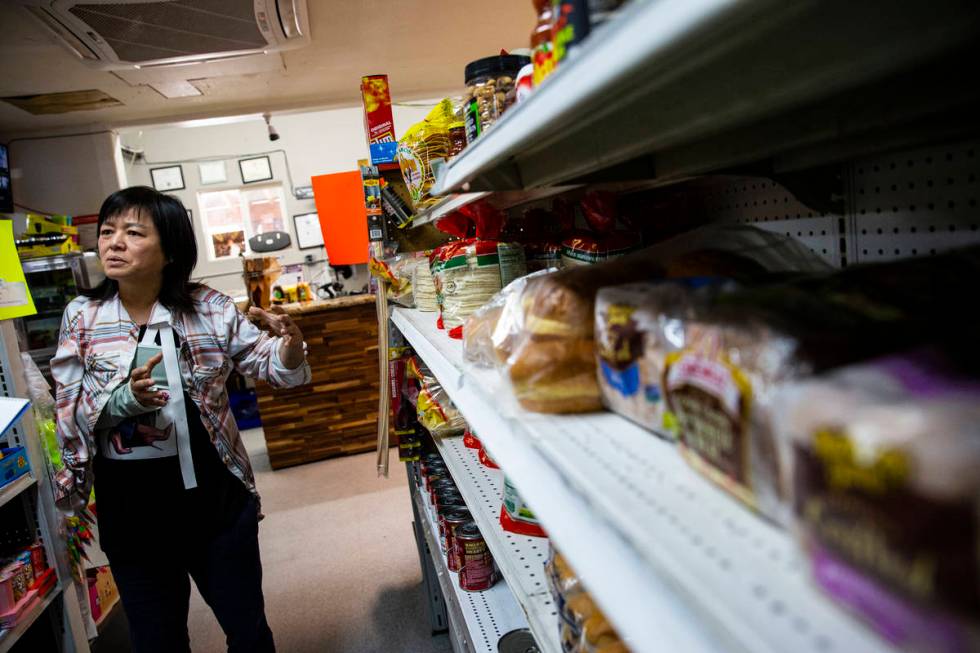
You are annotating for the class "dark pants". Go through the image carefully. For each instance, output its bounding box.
[107,498,275,653]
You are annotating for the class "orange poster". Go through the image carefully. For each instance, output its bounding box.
[311,171,369,265]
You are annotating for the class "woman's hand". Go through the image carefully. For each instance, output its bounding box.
[248,306,306,370]
[130,352,169,408]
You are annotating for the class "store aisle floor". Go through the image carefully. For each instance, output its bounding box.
[185,429,452,653]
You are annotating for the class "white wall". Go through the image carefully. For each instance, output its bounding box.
[121,104,432,297]
[5,131,124,216]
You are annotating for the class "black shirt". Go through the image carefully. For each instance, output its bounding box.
[93,327,250,559]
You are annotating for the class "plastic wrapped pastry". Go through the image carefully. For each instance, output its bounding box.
[595,279,733,439]
[496,224,820,414]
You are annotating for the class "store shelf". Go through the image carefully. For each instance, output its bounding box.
[409,187,577,228]
[433,435,559,653]
[391,307,897,653]
[0,397,30,438]
[411,482,531,653]
[0,474,36,510]
[0,585,62,653]
[434,0,980,194]
[20,254,79,275]
[411,193,489,228]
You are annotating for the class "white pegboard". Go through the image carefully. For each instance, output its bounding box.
[412,482,530,653]
[697,176,843,267]
[847,139,980,263]
[432,436,559,653]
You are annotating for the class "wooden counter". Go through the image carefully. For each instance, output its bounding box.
[254,294,380,469]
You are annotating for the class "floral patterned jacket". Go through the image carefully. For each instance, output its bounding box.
[51,286,311,508]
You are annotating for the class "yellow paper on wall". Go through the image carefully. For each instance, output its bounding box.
[0,220,37,320]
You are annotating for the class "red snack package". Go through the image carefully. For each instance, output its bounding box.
[435,210,472,238]
[459,200,506,240]
[580,190,617,234]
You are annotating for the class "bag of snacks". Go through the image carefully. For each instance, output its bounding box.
[561,192,640,267]
[500,476,547,537]
[398,99,454,209]
[369,253,428,307]
[408,358,466,437]
[775,349,980,653]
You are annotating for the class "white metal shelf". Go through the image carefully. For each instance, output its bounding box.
[0,397,30,439]
[411,481,530,653]
[0,585,62,653]
[411,193,489,228]
[392,306,899,653]
[409,187,578,228]
[434,0,980,194]
[432,435,559,653]
[0,474,36,510]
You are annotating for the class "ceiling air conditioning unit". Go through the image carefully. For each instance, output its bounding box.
[18,0,310,70]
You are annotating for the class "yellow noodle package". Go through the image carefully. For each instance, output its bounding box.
[398,99,454,209]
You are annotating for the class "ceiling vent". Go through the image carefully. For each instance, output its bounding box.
[17,0,310,70]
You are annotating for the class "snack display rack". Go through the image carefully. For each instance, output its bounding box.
[382,2,980,651]
[0,320,90,652]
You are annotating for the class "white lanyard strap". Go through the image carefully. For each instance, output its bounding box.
[142,322,198,489]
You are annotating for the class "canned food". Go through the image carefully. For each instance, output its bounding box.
[440,508,472,562]
[498,628,540,653]
[435,489,466,513]
[425,471,449,493]
[455,523,497,591]
[429,480,457,508]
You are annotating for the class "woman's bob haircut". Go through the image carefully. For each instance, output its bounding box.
[83,186,199,314]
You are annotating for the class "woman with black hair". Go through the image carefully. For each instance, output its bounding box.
[51,186,310,653]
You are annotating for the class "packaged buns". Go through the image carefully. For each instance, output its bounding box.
[545,547,632,653]
[463,271,551,369]
[497,225,825,414]
[775,349,980,652]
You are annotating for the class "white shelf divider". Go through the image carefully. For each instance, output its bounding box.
[0,474,37,510]
[411,479,530,653]
[391,306,898,653]
[0,397,30,439]
[411,193,489,228]
[432,435,559,653]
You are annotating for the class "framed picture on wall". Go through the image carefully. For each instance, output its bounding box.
[293,212,323,250]
[238,156,273,184]
[198,160,227,185]
[150,165,185,191]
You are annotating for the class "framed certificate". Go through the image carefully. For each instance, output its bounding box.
[198,160,227,185]
[150,165,185,191]
[238,156,273,184]
[293,212,323,250]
